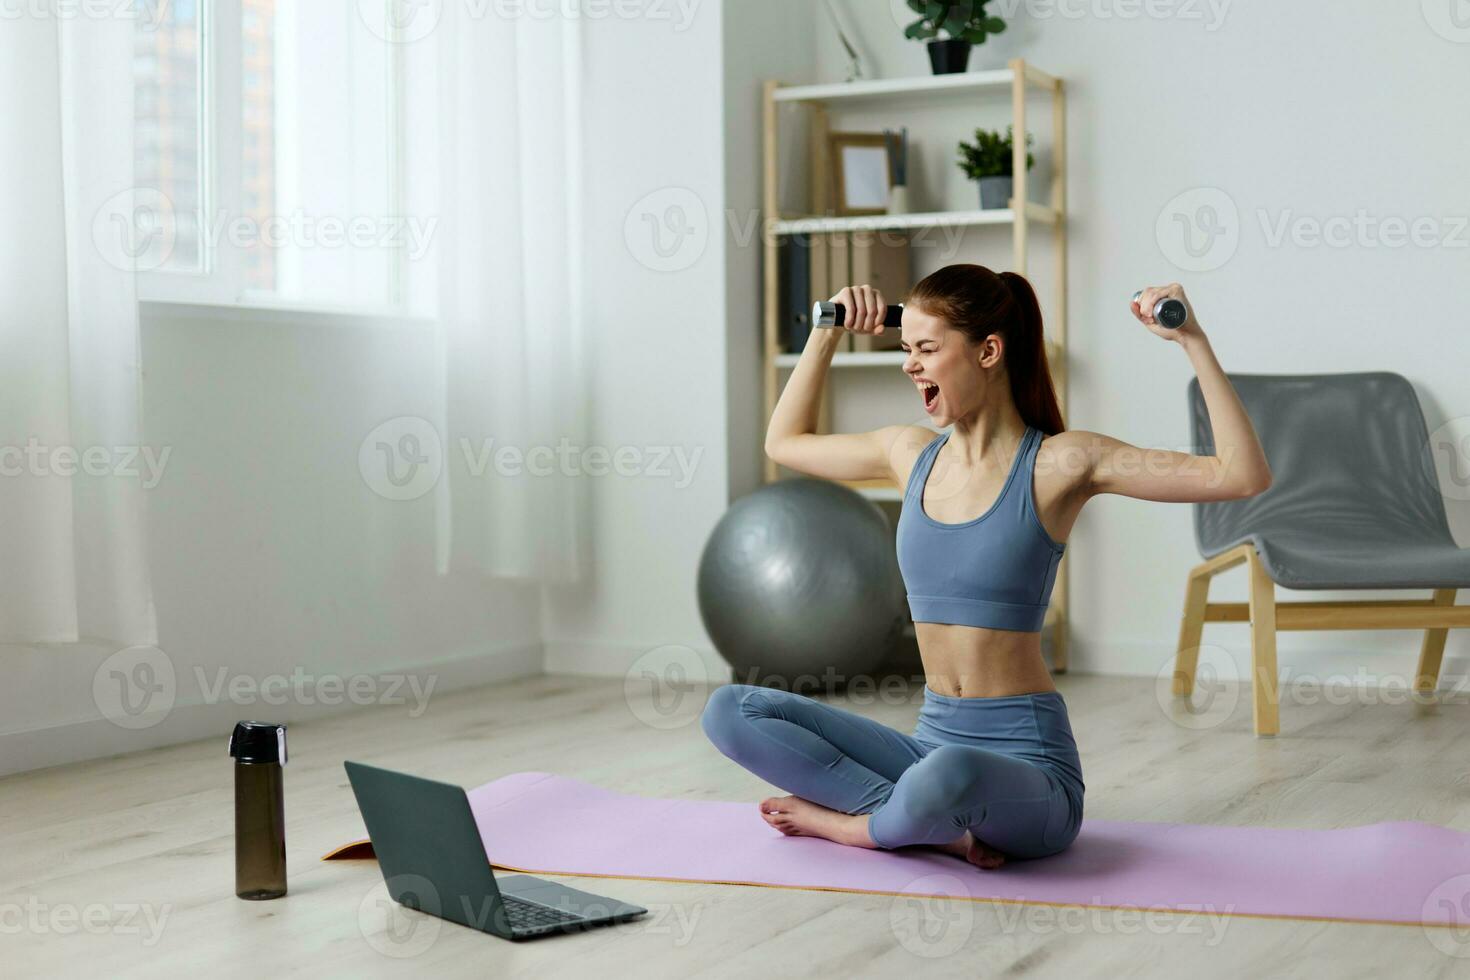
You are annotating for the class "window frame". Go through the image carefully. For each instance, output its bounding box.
[136,0,410,316]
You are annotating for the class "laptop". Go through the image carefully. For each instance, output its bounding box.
[344,761,647,941]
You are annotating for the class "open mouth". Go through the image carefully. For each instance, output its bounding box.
[919,380,939,412]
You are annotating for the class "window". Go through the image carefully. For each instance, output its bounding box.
[132,1,203,274]
[135,0,405,311]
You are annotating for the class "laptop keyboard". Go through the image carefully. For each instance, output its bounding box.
[503,895,587,932]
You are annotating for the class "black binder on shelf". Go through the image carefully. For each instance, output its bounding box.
[779,233,812,354]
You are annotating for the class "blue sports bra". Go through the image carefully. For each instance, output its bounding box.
[895,425,1065,632]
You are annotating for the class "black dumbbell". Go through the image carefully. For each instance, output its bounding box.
[812,301,904,330]
[1132,291,1188,329]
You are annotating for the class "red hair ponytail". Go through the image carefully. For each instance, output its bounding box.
[908,264,1065,435]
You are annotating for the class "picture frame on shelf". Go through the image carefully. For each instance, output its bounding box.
[829,132,892,216]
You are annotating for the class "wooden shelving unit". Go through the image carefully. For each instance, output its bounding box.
[760,59,1071,671]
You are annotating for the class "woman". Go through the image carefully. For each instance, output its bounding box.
[701,265,1272,868]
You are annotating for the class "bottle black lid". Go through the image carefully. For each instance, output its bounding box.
[229,721,287,765]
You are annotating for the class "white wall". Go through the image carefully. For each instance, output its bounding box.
[723,0,821,501]
[542,1,838,682]
[1,305,541,776]
[809,2,1470,684]
[540,3,735,680]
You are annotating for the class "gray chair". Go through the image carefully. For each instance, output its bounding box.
[1173,372,1470,735]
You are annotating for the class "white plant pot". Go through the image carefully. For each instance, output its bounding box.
[887,184,910,215]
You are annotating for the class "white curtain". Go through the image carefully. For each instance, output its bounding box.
[0,15,157,645]
[406,5,591,586]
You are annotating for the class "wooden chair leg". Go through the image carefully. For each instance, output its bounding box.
[1173,569,1213,696]
[1415,588,1458,693]
[1246,548,1280,736]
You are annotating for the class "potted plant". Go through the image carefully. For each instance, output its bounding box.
[902,1,1007,75]
[957,126,1035,210]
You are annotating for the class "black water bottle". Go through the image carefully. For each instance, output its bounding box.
[230,721,288,900]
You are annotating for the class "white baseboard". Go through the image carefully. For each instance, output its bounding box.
[0,641,542,778]
[544,638,731,684]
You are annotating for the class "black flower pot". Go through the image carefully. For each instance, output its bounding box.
[927,38,972,75]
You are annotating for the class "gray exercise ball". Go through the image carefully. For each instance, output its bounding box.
[697,478,907,688]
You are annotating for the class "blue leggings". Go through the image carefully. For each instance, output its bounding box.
[701,684,1085,859]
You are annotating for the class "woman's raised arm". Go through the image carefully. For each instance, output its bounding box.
[1073,284,1272,503]
[765,285,924,485]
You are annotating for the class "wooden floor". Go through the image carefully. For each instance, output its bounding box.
[4,672,1469,978]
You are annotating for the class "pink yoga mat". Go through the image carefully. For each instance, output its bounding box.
[338,771,1470,928]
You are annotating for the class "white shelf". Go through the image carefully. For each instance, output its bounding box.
[773,204,1057,236]
[773,70,1016,104]
[775,351,907,369]
[856,486,903,503]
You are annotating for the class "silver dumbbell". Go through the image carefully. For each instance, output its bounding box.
[1132,291,1188,329]
[812,301,904,330]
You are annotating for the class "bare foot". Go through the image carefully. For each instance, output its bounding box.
[936,831,1007,870]
[758,797,1007,869]
[759,796,877,848]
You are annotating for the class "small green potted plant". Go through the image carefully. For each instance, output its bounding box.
[957,126,1035,210]
[902,1,1007,75]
